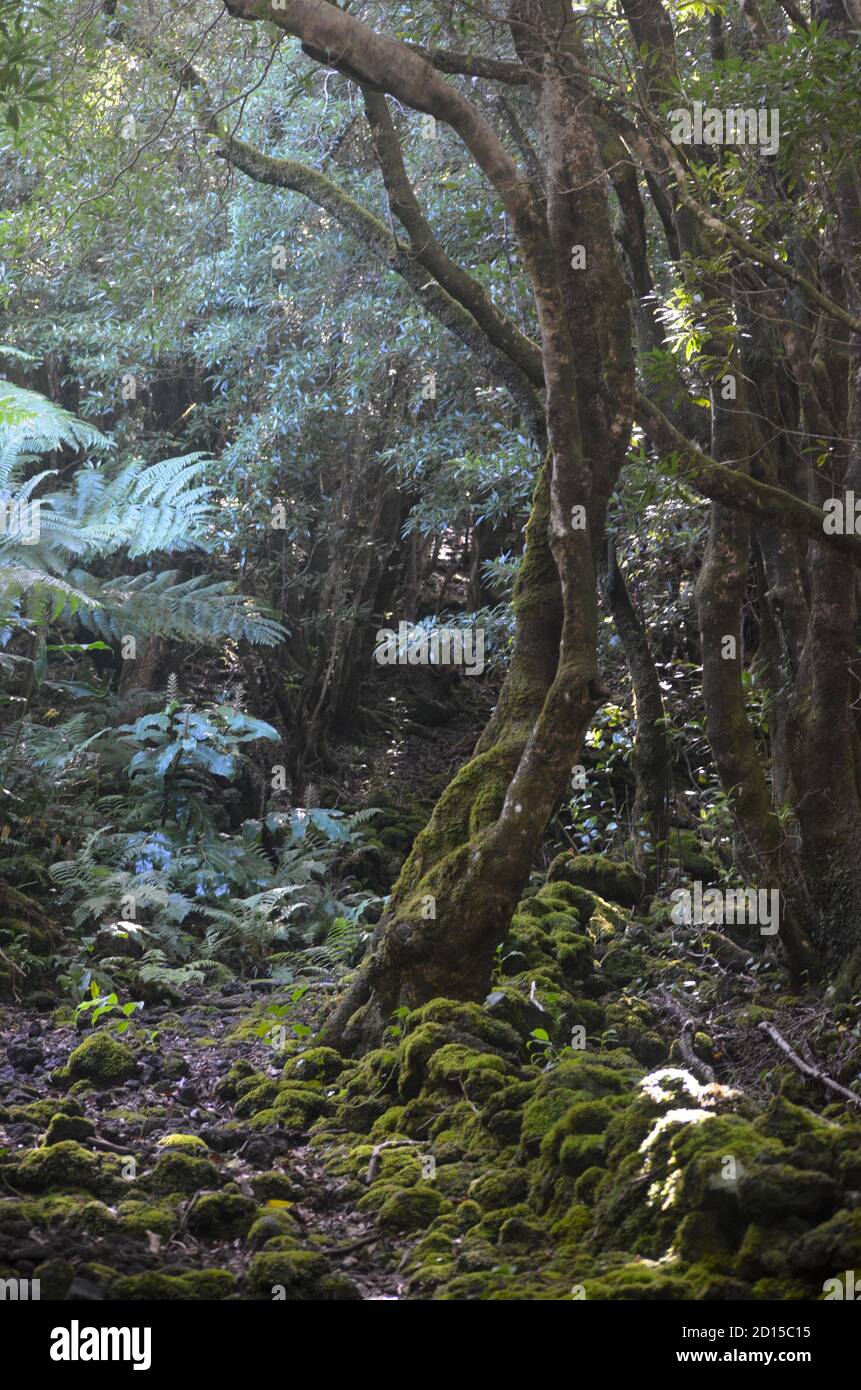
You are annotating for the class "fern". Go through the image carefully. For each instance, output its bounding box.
[0,380,286,645]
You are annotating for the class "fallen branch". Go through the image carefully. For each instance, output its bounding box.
[757,1021,861,1108]
[679,1019,716,1085]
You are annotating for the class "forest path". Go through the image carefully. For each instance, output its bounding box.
[0,984,407,1301]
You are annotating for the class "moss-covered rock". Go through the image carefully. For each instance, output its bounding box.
[157,1133,210,1152]
[788,1209,861,1273]
[15,1141,127,1198]
[43,1113,96,1145]
[116,1199,180,1240]
[467,1169,529,1211]
[404,999,522,1058]
[8,1097,83,1126]
[282,1046,345,1083]
[54,1031,136,1089]
[547,852,644,907]
[737,1166,837,1221]
[377,1184,449,1233]
[246,1208,300,1247]
[33,1258,75,1300]
[187,1191,256,1239]
[246,1251,359,1300]
[425,1044,510,1103]
[250,1171,302,1203]
[148,1151,220,1195]
[215,1059,260,1101]
[111,1270,236,1300]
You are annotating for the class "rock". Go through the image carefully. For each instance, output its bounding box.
[377,1184,448,1233]
[15,1141,126,1197]
[547,851,644,907]
[187,1192,256,1239]
[55,1032,136,1089]
[43,1114,96,1145]
[148,1152,220,1194]
[157,1133,210,1152]
[7,1040,44,1073]
[737,1165,838,1221]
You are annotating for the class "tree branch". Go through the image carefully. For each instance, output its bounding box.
[219,135,545,434]
[359,88,542,388]
[636,390,861,567]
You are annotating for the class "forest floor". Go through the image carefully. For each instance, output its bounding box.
[0,983,410,1300]
[3,848,861,1302]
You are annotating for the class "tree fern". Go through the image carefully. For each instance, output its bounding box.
[0,378,286,645]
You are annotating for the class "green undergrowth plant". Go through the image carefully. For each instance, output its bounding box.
[44,700,383,992]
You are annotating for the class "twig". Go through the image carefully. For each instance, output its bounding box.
[757,1021,861,1109]
[318,1231,383,1257]
[366,1139,419,1184]
[679,1019,716,1085]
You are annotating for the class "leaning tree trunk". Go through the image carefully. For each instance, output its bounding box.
[320,464,571,1047]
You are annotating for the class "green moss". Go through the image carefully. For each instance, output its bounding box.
[215,1059,260,1100]
[369,1105,408,1138]
[788,1209,861,1273]
[9,1097,83,1126]
[234,1079,281,1118]
[547,852,644,907]
[737,1165,837,1221]
[467,1169,528,1210]
[33,1258,75,1300]
[376,1184,449,1232]
[558,1133,607,1175]
[397,1023,451,1098]
[246,1251,358,1300]
[148,1151,220,1194]
[187,1191,256,1239]
[582,1262,694,1300]
[55,1031,136,1089]
[598,944,647,988]
[111,1270,236,1300]
[272,1083,329,1130]
[63,1199,118,1236]
[42,1113,96,1145]
[341,1047,399,1100]
[601,1000,665,1066]
[68,1080,95,1097]
[426,1044,509,1102]
[116,1199,180,1239]
[16,1141,127,1198]
[574,1166,604,1204]
[498,1214,544,1248]
[555,936,594,983]
[404,999,522,1058]
[737,1220,807,1279]
[246,1208,300,1247]
[157,1133,210,1152]
[250,1171,302,1202]
[528,894,581,919]
[282,1046,344,1083]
